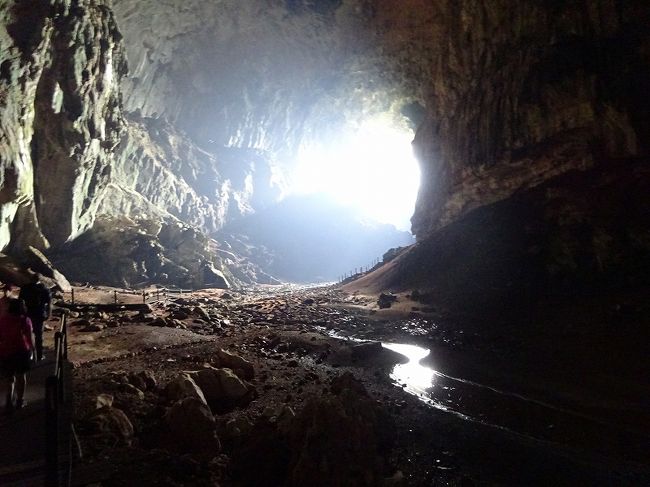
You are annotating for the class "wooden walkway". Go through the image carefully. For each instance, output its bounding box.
[0,356,56,486]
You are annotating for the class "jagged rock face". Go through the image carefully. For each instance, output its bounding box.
[0,0,284,285]
[0,0,126,249]
[49,215,258,288]
[395,0,650,236]
[2,0,648,289]
[102,116,281,234]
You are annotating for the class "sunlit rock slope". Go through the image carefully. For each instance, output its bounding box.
[348,162,650,315]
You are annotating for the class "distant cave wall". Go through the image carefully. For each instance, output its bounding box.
[102,117,229,233]
[0,0,127,252]
[100,116,282,234]
[379,0,650,237]
[110,0,650,241]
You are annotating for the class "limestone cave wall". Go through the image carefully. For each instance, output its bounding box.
[376,0,650,236]
[1,0,125,251]
[1,0,648,289]
[103,116,280,235]
[0,1,287,286]
[356,0,650,306]
[109,0,378,156]
[107,0,650,240]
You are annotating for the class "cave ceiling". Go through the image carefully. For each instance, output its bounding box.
[111,0,417,161]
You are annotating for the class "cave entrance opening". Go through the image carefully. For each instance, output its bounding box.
[291,116,420,232]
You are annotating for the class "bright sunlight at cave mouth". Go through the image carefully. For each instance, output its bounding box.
[292,118,420,231]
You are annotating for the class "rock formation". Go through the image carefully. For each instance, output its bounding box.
[349,162,650,315]
[1,0,648,291]
[400,0,650,237]
[1,0,125,251]
[0,1,289,285]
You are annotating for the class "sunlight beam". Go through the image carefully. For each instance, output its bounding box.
[292,118,420,230]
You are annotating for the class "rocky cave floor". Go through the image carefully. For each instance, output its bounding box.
[51,285,650,486]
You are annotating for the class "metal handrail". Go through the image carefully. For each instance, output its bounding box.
[45,314,69,487]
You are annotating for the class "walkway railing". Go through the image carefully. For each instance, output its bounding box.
[141,287,193,305]
[45,314,71,487]
[66,286,193,306]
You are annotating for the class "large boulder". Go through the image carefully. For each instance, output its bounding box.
[87,406,135,446]
[190,366,252,413]
[203,263,230,289]
[129,370,157,391]
[377,293,397,309]
[164,373,207,406]
[0,254,32,286]
[230,374,392,487]
[216,349,255,380]
[165,397,221,456]
[215,368,249,400]
[285,375,392,486]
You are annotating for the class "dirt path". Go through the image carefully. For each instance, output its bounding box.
[65,285,650,486]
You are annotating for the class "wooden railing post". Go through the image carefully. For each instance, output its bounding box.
[62,316,68,360]
[45,376,59,487]
[45,314,70,487]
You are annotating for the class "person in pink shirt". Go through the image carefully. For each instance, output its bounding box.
[0,299,34,413]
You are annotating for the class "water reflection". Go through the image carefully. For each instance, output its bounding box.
[382,343,435,396]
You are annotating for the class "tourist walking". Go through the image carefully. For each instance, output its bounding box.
[0,283,13,317]
[19,275,51,361]
[0,299,34,413]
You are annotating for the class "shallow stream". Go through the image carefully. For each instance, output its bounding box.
[381,341,650,467]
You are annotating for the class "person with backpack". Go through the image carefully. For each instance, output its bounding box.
[18,274,51,362]
[0,299,34,412]
[0,283,14,317]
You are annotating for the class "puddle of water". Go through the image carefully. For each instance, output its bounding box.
[382,342,436,397]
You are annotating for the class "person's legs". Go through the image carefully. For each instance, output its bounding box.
[15,373,26,407]
[31,315,44,360]
[4,375,15,412]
